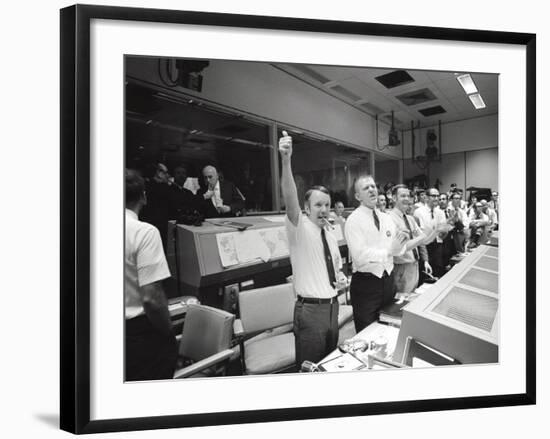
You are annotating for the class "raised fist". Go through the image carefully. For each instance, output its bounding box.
[278,130,293,158]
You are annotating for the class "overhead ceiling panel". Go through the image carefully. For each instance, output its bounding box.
[336,77,377,100]
[396,88,438,106]
[424,71,460,81]
[433,78,466,98]
[418,105,446,116]
[374,69,415,89]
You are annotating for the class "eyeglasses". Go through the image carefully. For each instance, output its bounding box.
[428,194,439,197]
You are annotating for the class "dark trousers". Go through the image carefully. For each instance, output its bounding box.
[442,234,455,267]
[293,301,339,367]
[452,230,467,253]
[427,241,445,278]
[350,271,394,333]
[125,314,177,381]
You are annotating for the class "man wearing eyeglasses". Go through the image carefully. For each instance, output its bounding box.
[447,191,470,255]
[468,201,490,249]
[413,187,452,278]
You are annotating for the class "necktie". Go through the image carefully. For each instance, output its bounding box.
[403,214,419,260]
[372,208,380,231]
[431,208,434,219]
[321,228,337,288]
[444,209,449,219]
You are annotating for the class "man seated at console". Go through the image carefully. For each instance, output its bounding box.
[197,165,245,218]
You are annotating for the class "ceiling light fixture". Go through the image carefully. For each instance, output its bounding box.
[468,93,486,109]
[456,74,478,94]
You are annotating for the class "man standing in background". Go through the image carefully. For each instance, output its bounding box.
[170,164,197,218]
[389,185,435,294]
[140,162,172,250]
[414,187,452,278]
[447,191,470,254]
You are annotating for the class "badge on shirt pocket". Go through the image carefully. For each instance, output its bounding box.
[386,230,391,237]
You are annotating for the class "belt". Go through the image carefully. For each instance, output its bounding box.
[353,271,390,278]
[297,295,338,304]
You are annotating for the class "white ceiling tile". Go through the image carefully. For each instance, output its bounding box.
[470,73,499,93]
[308,65,356,82]
[275,63,498,129]
[337,78,378,100]
[424,70,460,81]
[433,78,465,98]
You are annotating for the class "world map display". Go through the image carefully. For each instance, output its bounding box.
[215,226,289,268]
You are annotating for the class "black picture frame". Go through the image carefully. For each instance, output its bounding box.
[60,4,536,434]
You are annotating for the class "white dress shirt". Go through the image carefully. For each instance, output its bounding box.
[447,204,470,229]
[211,181,223,208]
[414,204,447,244]
[388,208,423,265]
[285,214,342,299]
[345,205,401,277]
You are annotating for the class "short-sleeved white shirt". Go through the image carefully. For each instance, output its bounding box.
[285,214,341,299]
[125,209,171,319]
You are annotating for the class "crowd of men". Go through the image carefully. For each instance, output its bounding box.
[138,163,245,248]
[124,132,499,380]
[278,132,498,368]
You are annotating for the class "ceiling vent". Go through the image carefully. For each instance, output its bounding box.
[419,105,446,116]
[375,70,415,89]
[396,88,437,106]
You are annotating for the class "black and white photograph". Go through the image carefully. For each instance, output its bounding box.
[51,2,540,435]
[124,57,500,380]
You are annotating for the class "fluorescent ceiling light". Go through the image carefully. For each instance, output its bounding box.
[456,74,478,94]
[469,93,486,109]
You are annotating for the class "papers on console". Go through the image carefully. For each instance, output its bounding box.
[216,226,289,268]
[318,353,366,372]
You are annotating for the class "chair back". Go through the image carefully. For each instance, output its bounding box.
[179,304,235,362]
[238,283,295,334]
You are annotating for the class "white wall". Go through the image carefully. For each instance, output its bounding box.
[402,114,498,158]
[465,148,499,190]
[402,148,498,193]
[126,57,402,158]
